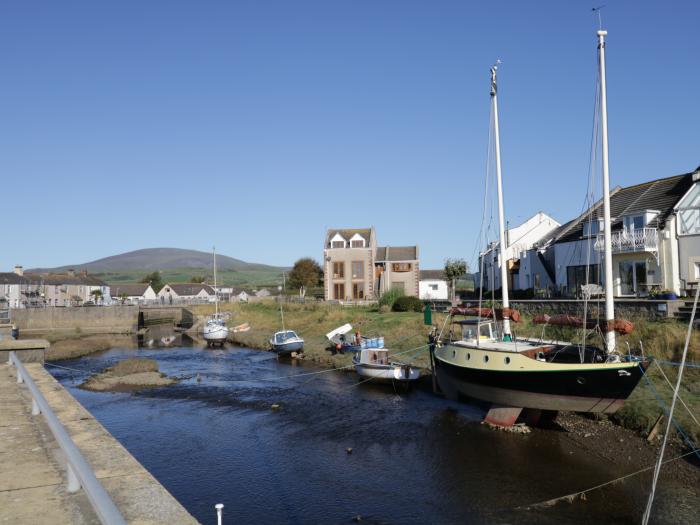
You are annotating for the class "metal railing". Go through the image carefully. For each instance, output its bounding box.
[7,352,127,525]
[594,227,659,254]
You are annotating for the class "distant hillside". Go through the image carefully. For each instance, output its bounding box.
[28,248,288,287]
[29,248,285,273]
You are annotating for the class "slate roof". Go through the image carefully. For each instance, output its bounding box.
[0,272,30,285]
[419,270,447,281]
[554,170,698,244]
[325,228,373,247]
[109,283,150,297]
[376,246,418,261]
[24,272,107,286]
[161,283,215,296]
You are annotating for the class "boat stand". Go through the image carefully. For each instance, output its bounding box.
[484,405,523,427]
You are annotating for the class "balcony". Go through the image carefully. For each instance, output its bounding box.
[594,228,659,255]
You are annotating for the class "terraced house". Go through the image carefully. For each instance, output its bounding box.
[323,228,419,301]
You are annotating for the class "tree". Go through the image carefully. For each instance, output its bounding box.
[191,275,206,284]
[140,271,164,293]
[287,258,323,297]
[90,289,103,304]
[444,258,469,303]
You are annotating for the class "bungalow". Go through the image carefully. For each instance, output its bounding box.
[110,283,157,305]
[157,283,216,304]
[419,270,449,301]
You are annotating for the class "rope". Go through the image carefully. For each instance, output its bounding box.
[44,362,85,373]
[642,284,700,525]
[517,447,700,510]
[652,360,700,430]
[654,360,700,369]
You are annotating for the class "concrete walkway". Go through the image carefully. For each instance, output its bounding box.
[0,362,199,524]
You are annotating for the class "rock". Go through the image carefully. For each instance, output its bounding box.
[346,448,353,454]
[352,515,362,522]
[271,404,280,410]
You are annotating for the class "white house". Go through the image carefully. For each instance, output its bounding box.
[478,212,561,292]
[674,167,700,290]
[419,270,449,301]
[157,283,216,304]
[110,283,157,304]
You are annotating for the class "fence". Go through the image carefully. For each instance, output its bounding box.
[7,352,127,525]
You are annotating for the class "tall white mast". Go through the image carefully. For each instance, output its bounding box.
[597,30,616,353]
[491,62,511,340]
[213,246,219,317]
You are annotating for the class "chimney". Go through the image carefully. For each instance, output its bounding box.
[67,269,75,277]
[13,265,23,276]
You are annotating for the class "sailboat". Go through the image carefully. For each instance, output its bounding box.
[433,30,650,427]
[269,273,304,356]
[203,247,229,347]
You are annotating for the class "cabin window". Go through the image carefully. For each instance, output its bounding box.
[351,240,364,248]
[351,261,364,279]
[504,357,511,365]
[483,355,489,363]
[333,262,345,279]
[467,353,471,360]
[332,241,345,248]
[479,324,492,339]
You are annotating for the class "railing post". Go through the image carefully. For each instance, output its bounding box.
[215,503,224,525]
[17,368,23,383]
[67,462,81,493]
[32,398,41,416]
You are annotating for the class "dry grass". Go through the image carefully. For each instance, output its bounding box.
[81,358,174,391]
[110,358,159,376]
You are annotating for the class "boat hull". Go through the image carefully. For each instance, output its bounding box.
[354,363,419,383]
[270,340,304,356]
[203,324,229,345]
[434,345,647,414]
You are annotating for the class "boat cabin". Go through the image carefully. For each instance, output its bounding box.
[451,318,497,343]
[272,330,300,344]
[356,348,390,365]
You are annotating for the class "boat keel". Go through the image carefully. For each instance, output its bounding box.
[484,405,523,427]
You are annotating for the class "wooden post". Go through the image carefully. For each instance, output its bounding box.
[647,413,665,443]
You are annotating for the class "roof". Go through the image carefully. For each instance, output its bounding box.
[555,170,698,244]
[376,246,418,261]
[325,228,373,247]
[24,272,107,286]
[109,283,150,297]
[162,283,215,296]
[0,272,30,285]
[419,270,447,281]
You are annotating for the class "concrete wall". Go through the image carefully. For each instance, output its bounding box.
[10,306,138,332]
[419,279,448,300]
[507,299,680,320]
[678,233,700,286]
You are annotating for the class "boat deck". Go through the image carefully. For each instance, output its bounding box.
[452,339,549,353]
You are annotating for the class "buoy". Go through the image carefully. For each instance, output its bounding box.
[346,447,353,454]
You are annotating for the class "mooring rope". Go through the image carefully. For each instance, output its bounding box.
[642,284,700,524]
[517,447,700,511]
[652,360,700,430]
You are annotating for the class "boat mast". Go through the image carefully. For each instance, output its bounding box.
[491,62,512,340]
[597,30,616,353]
[280,272,286,332]
[213,246,219,317]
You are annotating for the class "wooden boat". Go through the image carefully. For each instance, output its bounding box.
[352,348,419,383]
[434,34,649,427]
[269,330,305,356]
[326,323,362,353]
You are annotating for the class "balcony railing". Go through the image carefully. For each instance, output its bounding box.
[594,228,659,254]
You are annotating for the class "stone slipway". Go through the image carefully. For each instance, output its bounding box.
[0,362,199,524]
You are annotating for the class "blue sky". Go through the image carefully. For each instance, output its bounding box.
[1,1,698,271]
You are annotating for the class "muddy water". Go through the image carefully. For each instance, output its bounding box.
[48,342,693,525]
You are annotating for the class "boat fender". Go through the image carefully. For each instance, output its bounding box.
[336,343,342,350]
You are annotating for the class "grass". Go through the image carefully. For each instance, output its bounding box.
[97,267,285,288]
[111,358,159,376]
[190,301,700,444]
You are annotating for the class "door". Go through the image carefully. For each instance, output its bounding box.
[618,260,646,295]
[334,283,345,300]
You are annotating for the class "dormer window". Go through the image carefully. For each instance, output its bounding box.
[330,233,347,249]
[623,215,644,231]
[583,218,603,237]
[349,233,366,248]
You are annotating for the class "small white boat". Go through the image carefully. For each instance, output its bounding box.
[269,330,305,356]
[203,247,229,347]
[352,348,420,383]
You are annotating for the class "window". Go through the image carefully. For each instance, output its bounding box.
[618,260,646,295]
[331,241,345,249]
[534,273,541,288]
[352,282,365,299]
[332,262,345,279]
[583,219,601,237]
[333,283,345,300]
[624,215,644,231]
[392,263,412,272]
[351,240,364,248]
[351,261,364,279]
[429,284,438,291]
[566,265,600,294]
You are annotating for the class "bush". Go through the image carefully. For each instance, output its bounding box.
[392,296,424,312]
[379,288,404,308]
